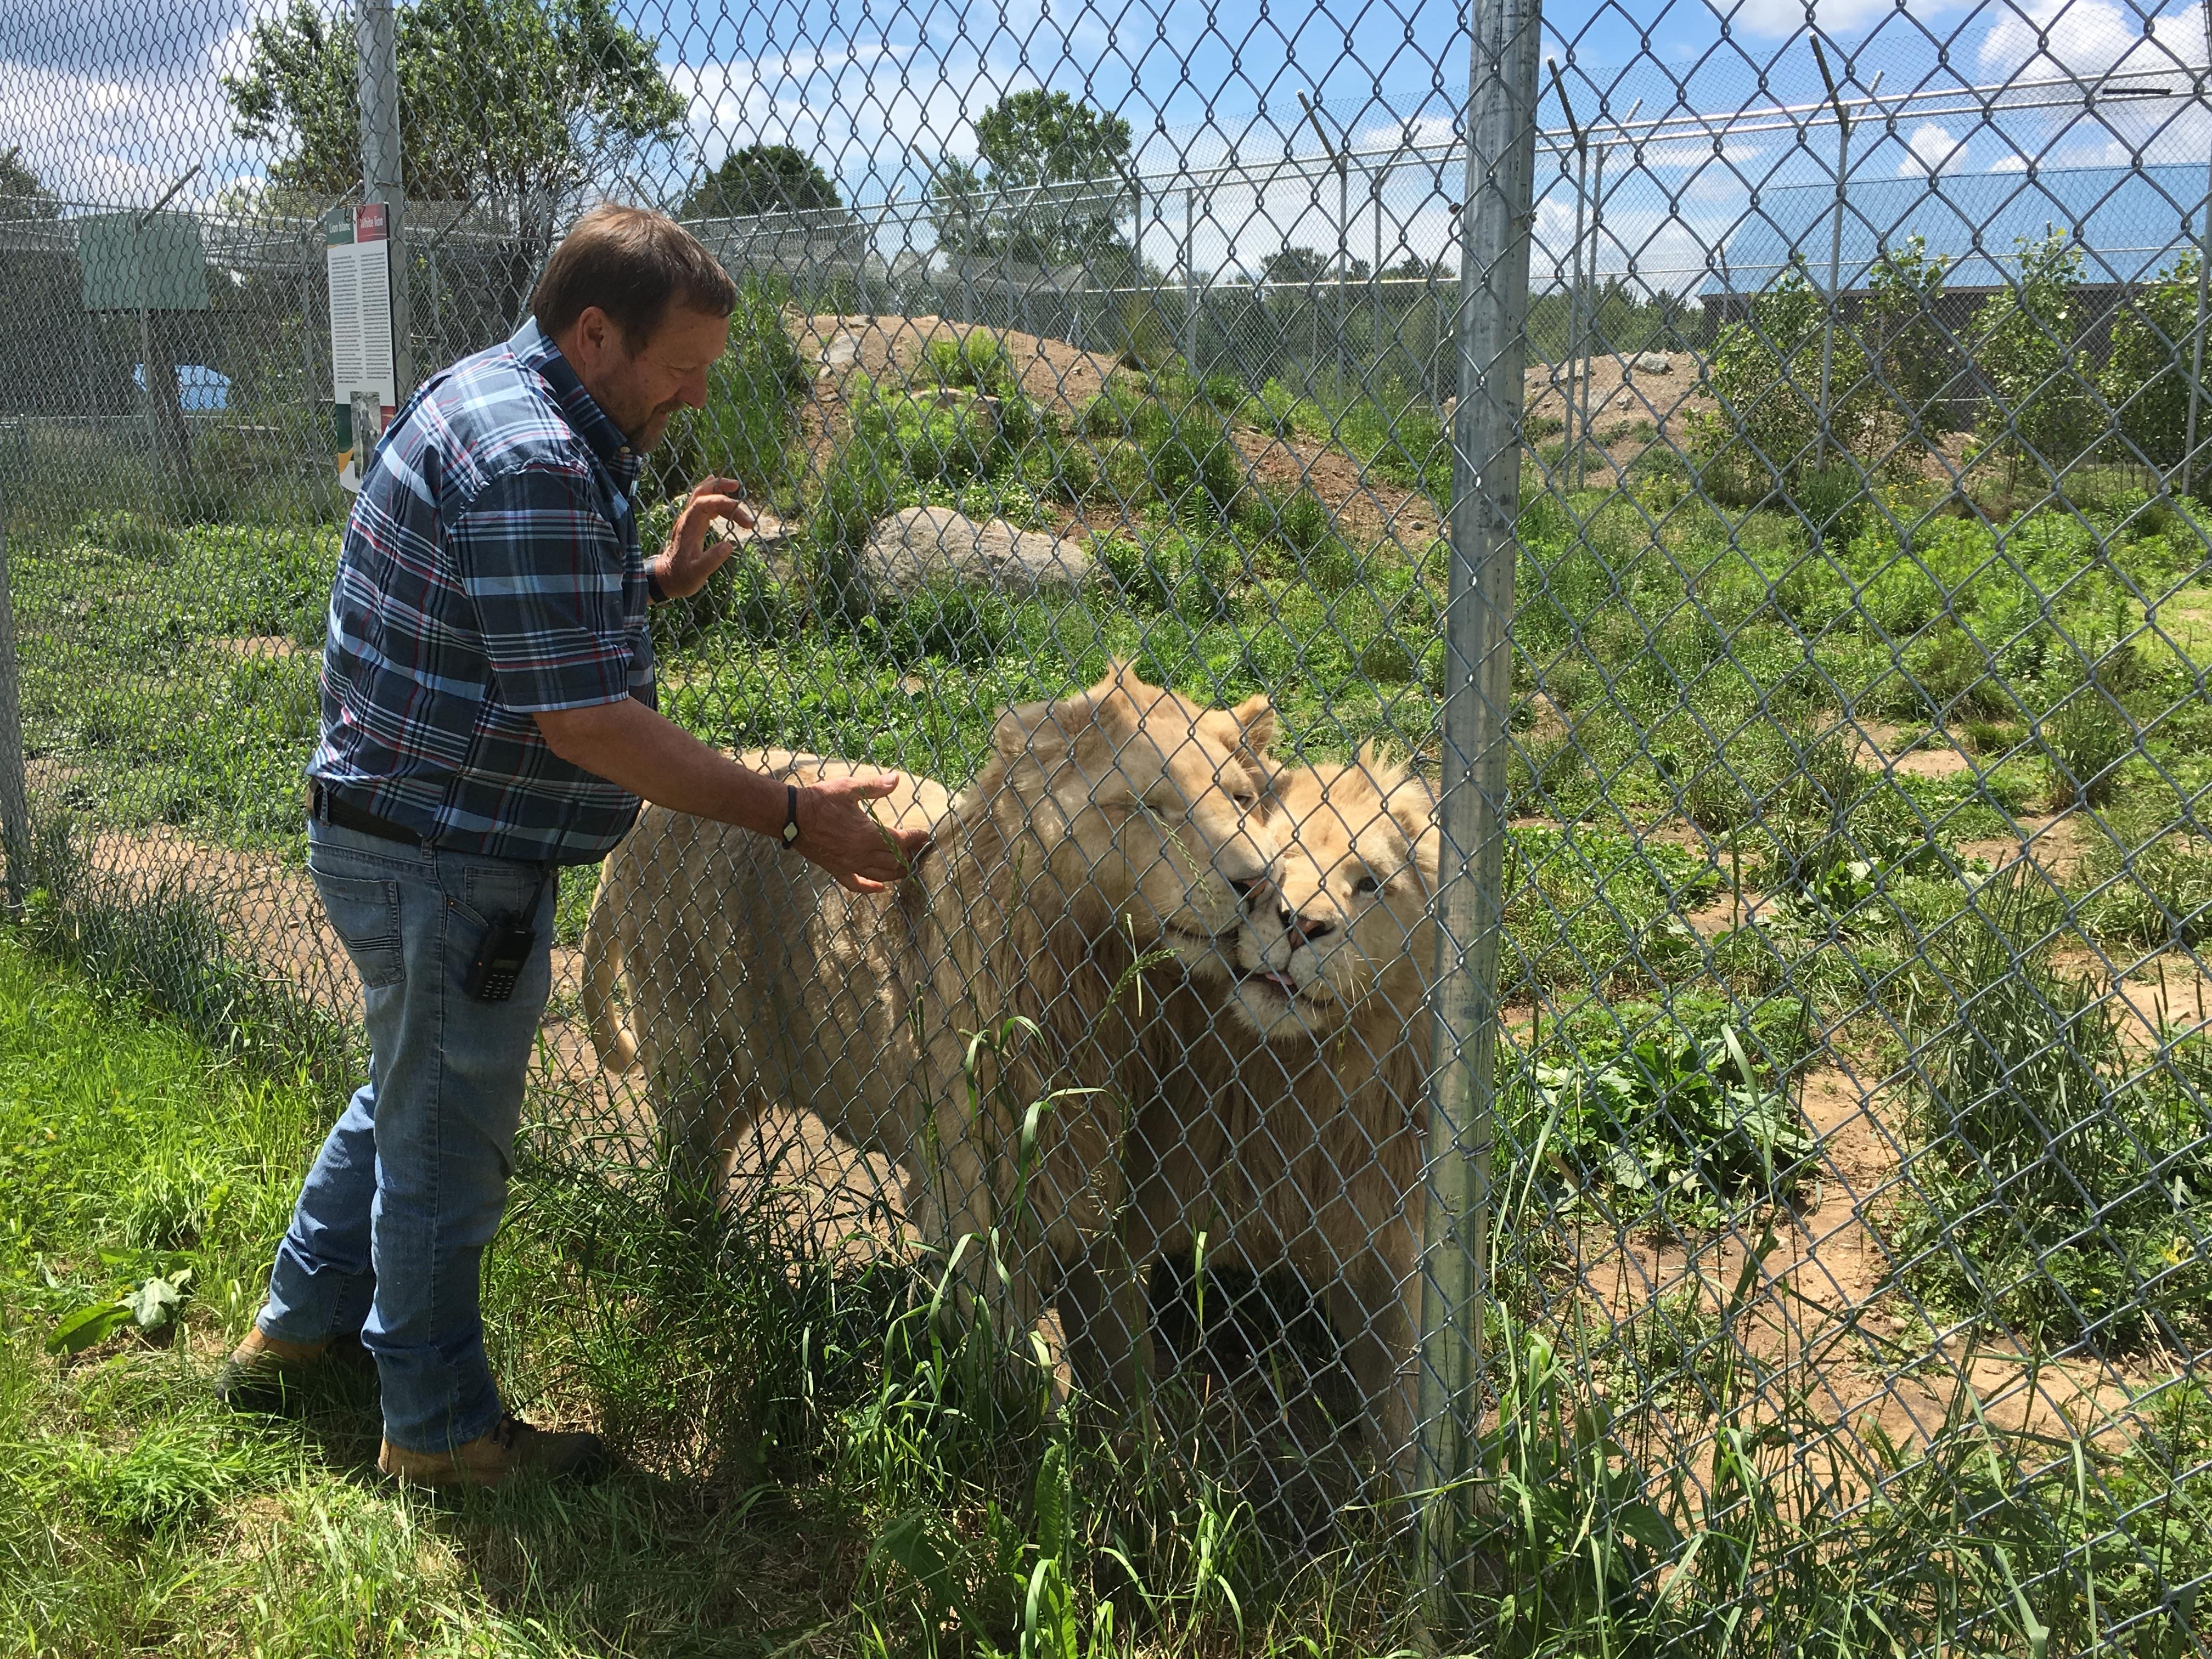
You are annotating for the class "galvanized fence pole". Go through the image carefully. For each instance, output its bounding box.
[0,502,27,910]
[357,0,410,396]
[2190,26,2212,497]
[1419,0,1540,1601]
[1547,61,1588,489]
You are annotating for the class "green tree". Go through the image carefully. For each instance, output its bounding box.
[678,143,841,219]
[2101,249,2199,473]
[1260,245,1337,287]
[1,144,60,216]
[1695,261,1876,501]
[224,0,684,325]
[1973,229,2101,483]
[930,90,1132,269]
[1860,235,1956,448]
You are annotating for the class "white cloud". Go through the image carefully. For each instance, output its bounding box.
[1709,0,1958,42]
[1899,121,1967,174]
[1977,0,2207,80]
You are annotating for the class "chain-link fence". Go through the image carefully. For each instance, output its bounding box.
[5,0,2212,1645]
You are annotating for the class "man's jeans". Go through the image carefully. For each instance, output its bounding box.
[258,819,556,1454]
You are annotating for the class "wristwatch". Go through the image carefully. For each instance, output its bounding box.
[781,782,801,847]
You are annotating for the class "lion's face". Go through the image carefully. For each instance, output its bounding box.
[1220,759,1438,1042]
[992,668,1279,973]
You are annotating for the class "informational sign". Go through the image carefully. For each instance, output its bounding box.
[327,204,398,492]
[76,212,211,313]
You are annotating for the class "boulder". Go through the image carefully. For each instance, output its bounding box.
[819,331,861,369]
[1630,351,1673,375]
[859,506,1091,596]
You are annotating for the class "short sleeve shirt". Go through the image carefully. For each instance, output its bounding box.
[307,319,655,865]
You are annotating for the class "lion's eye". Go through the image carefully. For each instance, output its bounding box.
[1232,791,1257,810]
[1352,873,1381,895]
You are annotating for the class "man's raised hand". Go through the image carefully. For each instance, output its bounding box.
[797,774,932,893]
[652,475,755,600]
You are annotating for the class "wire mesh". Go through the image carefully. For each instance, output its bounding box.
[4,0,2212,1645]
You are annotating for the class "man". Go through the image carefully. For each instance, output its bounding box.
[217,205,928,1489]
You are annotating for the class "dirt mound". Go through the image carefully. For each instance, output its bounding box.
[793,312,1123,420]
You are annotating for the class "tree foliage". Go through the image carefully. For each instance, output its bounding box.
[224,0,683,321]
[1973,229,2101,481]
[1858,235,1956,439]
[2101,249,2200,473]
[1260,245,1369,287]
[1693,262,1876,501]
[930,91,1132,269]
[2,144,60,217]
[679,143,841,219]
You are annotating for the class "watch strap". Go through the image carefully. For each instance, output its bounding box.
[781,782,801,846]
[645,559,668,605]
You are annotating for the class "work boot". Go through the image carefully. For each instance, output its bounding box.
[377,1413,608,1491]
[216,1325,378,1414]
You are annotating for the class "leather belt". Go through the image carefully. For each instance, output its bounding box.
[311,781,429,849]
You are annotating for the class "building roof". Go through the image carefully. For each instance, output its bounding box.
[1702,163,2206,297]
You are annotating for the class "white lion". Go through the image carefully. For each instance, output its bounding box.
[581,667,1279,1397]
[1129,754,1439,1477]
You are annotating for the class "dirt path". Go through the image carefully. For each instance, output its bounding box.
[70,825,906,1251]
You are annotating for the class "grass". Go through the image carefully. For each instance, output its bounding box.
[8,902,2212,1656]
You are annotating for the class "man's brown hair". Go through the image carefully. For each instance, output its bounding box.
[531,204,738,351]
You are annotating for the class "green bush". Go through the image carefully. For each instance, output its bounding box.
[78,511,180,563]
[2081,792,2212,946]
[1521,994,1814,1232]
[1972,231,2103,483]
[2101,251,2201,472]
[1897,868,2212,1350]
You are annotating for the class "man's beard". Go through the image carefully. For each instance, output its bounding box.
[631,399,683,452]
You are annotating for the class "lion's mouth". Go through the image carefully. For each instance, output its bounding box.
[1231,961,1331,1007]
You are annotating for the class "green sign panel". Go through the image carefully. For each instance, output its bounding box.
[76,212,211,312]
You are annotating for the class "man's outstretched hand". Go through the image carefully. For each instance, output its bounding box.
[651,475,753,600]
[532,699,930,891]
[797,774,932,893]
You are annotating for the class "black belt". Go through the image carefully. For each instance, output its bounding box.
[311,781,429,849]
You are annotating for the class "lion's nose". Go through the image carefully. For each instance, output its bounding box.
[1280,908,1336,947]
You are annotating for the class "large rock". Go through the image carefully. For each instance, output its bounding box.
[859,506,1091,596]
[1630,351,1674,375]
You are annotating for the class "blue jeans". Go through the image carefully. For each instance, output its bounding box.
[258,819,556,1454]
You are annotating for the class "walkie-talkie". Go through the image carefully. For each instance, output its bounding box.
[463,911,538,1003]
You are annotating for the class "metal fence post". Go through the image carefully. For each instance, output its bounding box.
[1420,0,1539,1605]
[0,511,29,910]
[2188,20,2212,497]
[357,0,411,397]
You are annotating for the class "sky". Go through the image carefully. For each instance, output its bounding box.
[3,0,2208,291]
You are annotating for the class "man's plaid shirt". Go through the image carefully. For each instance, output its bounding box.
[307,319,656,866]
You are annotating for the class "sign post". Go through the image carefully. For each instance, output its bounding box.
[326,203,399,492]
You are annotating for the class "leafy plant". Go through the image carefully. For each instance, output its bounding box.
[2100,250,2200,472]
[46,1268,194,1356]
[1897,867,2212,1349]
[1973,230,2102,485]
[1528,1006,1813,1230]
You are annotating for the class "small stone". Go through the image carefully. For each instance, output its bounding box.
[859,506,1091,596]
[711,511,796,548]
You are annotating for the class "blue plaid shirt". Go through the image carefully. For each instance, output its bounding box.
[308,319,656,866]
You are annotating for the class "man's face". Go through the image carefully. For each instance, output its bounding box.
[556,303,731,452]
